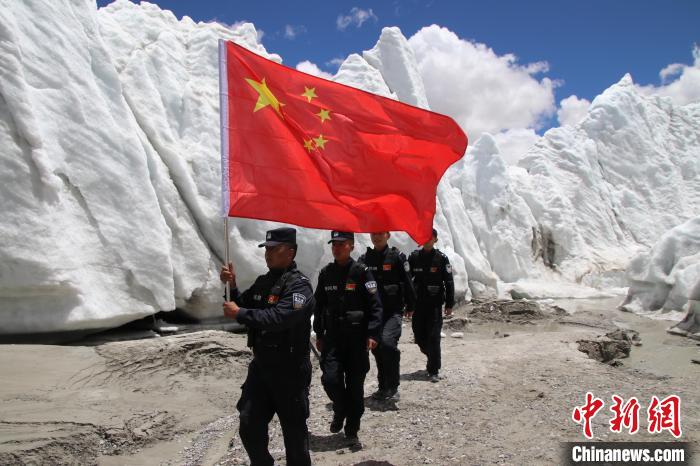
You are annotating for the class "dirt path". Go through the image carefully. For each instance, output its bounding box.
[1,300,698,465]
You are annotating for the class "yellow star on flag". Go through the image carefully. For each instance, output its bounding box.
[245,77,284,117]
[316,108,331,123]
[303,139,315,152]
[302,86,317,103]
[314,134,328,150]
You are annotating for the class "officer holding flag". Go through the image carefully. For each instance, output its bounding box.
[221,227,314,466]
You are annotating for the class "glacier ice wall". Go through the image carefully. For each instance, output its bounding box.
[1,0,699,333]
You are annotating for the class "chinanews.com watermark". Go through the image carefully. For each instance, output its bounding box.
[564,442,690,465]
[562,392,692,465]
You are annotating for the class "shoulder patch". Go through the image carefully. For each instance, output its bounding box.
[365,280,378,294]
[446,263,452,274]
[404,261,410,272]
[292,293,306,310]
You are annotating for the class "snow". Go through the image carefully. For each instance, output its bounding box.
[1,0,699,334]
[621,216,700,317]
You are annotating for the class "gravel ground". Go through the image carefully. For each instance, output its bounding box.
[1,299,698,465]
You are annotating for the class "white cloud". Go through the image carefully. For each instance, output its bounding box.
[337,7,378,31]
[284,24,307,40]
[637,45,700,105]
[407,25,556,139]
[327,57,346,69]
[557,95,591,127]
[296,60,333,80]
[660,63,685,83]
[492,128,541,165]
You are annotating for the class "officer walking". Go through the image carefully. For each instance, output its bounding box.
[313,231,383,446]
[359,232,415,401]
[407,228,454,383]
[220,227,315,466]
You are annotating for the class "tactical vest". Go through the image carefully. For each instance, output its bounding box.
[246,269,311,359]
[411,250,446,304]
[320,261,369,337]
[361,246,404,313]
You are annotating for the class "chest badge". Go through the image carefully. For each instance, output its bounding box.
[345,282,356,291]
[267,295,279,304]
[383,264,392,271]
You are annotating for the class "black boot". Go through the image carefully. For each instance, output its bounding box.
[330,413,344,433]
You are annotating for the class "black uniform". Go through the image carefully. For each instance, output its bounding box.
[313,258,383,436]
[232,262,315,466]
[408,248,455,376]
[358,246,416,396]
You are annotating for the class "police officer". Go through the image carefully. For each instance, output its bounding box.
[313,231,383,445]
[221,227,315,466]
[359,232,416,401]
[407,228,454,383]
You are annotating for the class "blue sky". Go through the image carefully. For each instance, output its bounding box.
[97,0,699,153]
[98,1,699,102]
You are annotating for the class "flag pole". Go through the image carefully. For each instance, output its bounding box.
[224,217,231,302]
[220,39,231,302]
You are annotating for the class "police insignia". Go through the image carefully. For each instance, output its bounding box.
[267,295,279,304]
[365,280,378,294]
[446,263,452,274]
[292,293,306,310]
[345,283,356,291]
[404,261,410,272]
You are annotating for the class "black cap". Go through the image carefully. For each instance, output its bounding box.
[258,227,297,247]
[328,231,354,243]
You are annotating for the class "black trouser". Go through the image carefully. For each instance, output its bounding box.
[371,312,402,392]
[237,357,311,466]
[412,303,443,375]
[320,337,370,435]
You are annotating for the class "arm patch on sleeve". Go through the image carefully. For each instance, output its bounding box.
[404,261,410,272]
[293,293,307,310]
[446,263,452,274]
[365,280,378,294]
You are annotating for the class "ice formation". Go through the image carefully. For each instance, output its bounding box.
[1,0,698,334]
[621,216,700,315]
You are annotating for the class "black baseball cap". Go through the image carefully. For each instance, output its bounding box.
[328,231,354,243]
[258,227,297,247]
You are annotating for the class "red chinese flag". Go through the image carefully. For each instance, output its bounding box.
[219,40,467,244]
